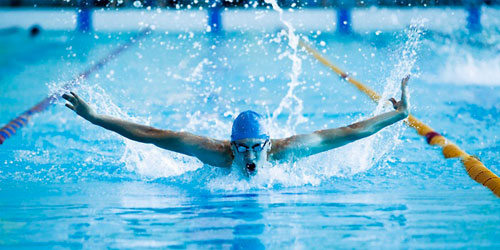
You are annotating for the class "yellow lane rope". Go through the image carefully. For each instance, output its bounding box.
[299,39,500,197]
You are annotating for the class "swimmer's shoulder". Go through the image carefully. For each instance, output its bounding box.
[269,134,323,161]
[269,138,292,161]
[200,138,233,168]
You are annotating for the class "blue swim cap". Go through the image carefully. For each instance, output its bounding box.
[231,110,270,141]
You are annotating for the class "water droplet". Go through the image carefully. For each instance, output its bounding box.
[133,0,142,8]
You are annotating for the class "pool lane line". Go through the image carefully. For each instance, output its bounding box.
[299,39,500,198]
[0,28,152,146]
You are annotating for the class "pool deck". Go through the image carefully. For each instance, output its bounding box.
[2,7,498,32]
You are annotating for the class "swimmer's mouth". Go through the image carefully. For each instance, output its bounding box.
[246,163,256,174]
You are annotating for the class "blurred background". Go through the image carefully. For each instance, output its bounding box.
[0,0,498,7]
[1,0,498,35]
[1,0,499,248]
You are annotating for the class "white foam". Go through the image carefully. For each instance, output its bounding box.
[120,140,203,179]
[424,53,500,86]
[191,4,424,191]
[44,5,424,189]
[341,20,424,172]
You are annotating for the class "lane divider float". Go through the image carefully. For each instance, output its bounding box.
[298,39,500,197]
[0,28,151,145]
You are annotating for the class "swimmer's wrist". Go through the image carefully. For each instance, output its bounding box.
[85,112,99,124]
[396,109,409,119]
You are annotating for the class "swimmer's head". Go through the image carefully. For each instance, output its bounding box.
[231,110,269,141]
[230,110,271,177]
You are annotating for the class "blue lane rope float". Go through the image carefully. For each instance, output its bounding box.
[299,39,500,197]
[0,28,151,145]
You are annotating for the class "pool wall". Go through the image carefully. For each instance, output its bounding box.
[2,7,499,32]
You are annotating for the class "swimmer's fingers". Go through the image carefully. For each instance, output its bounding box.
[389,75,410,116]
[62,93,73,102]
[63,92,88,107]
[400,75,409,106]
[62,93,77,106]
[401,75,409,91]
[70,91,81,102]
[401,74,410,87]
[62,92,96,121]
[63,92,87,112]
[65,103,75,111]
[63,93,77,112]
[389,97,398,110]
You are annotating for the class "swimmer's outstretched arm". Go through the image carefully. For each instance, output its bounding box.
[62,92,233,168]
[270,75,410,161]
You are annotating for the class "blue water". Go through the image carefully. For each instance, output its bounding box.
[1,9,500,248]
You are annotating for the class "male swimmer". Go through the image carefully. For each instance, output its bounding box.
[63,76,410,177]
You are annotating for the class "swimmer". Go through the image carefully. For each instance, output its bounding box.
[63,75,410,177]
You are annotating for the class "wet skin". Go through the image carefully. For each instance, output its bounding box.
[231,138,271,177]
[63,76,410,178]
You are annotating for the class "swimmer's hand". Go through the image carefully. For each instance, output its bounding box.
[389,75,409,117]
[62,92,97,122]
[62,91,232,168]
[270,75,410,161]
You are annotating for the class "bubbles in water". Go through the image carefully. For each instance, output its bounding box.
[133,0,142,8]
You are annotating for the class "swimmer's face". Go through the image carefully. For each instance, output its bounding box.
[231,138,271,177]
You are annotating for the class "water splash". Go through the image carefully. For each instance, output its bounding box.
[57,83,203,180]
[197,3,423,191]
[264,0,307,138]
[38,16,423,190]
[107,10,422,190]
[88,85,204,179]
[424,48,500,86]
[331,20,424,175]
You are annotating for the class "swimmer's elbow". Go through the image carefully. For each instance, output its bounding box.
[136,127,166,143]
[147,129,186,149]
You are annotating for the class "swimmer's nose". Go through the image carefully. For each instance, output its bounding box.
[244,150,256,160]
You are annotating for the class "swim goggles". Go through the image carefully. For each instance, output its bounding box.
[232,140,269,153]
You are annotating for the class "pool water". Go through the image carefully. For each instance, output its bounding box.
[1,9,500,248]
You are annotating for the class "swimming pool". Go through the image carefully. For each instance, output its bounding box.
[1,7,500,248]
